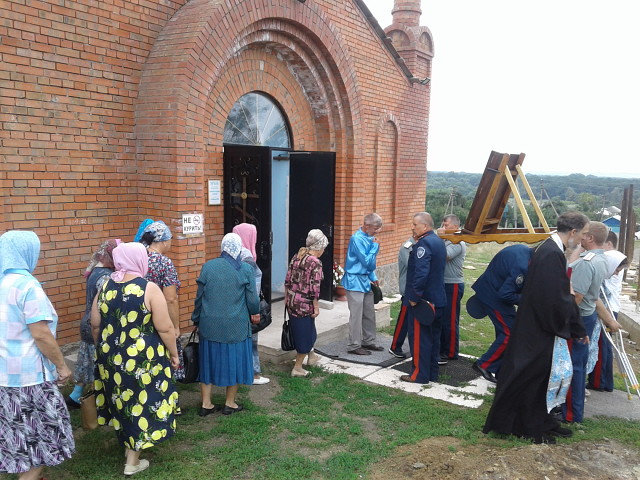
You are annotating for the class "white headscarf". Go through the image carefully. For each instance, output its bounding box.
[221,233,242,260]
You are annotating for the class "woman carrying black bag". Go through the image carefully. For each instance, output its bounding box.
[284,229,329,377]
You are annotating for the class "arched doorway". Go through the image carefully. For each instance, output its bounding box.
[223,92,335,302]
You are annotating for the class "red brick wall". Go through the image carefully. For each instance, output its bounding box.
[1,0,432,344]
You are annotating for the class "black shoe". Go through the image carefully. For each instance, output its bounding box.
[65,396,81,410]
[362,344,384,351]
[348,347,372,355]
[472,361,497,383]
[547,425,573,438]
[438,356,448,366]
[388,348,406,358]
[586,383,604,392]
[520,433,556,445]
[221,404,244,416]
[198,406,217,417]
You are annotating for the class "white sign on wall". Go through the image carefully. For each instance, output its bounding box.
[182,213,204,235]
[208,180,221,205]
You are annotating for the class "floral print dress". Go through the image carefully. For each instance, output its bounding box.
[95,277,178,450]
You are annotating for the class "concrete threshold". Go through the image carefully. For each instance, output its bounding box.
[257,297,391,364]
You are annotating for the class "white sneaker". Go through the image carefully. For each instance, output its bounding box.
[585,388,591,397]
[253,376,270,385]
[124,459,149,476]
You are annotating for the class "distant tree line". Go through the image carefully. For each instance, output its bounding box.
[425,171,640,229]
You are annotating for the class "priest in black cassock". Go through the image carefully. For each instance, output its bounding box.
[482,211,590,444]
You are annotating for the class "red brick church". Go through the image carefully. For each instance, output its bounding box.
[1,0,434,343]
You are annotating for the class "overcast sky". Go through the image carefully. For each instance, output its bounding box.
[363,0,640,177]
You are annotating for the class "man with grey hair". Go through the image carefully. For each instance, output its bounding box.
[342,213,383,355]
[400,212,447,383]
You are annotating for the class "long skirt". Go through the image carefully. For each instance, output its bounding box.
[199,337,254,387]
[289,315,317,354]
[0,382,75,474]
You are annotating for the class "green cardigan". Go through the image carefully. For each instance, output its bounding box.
[191,257,260,343]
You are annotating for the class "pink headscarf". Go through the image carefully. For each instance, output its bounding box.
[232,223,257,260]
[110,242,149,281]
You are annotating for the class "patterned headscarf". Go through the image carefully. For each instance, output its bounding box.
[232,223,257,260]
[84,239,120,278]
[134,218,154,242]
[221,233,243,260]
[306,229,328,250]
[297,229,328,258]
[0,230,40,278]
[111,242,149,282]
[142,220,172,245]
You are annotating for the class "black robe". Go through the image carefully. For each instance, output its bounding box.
[483,237,584,439]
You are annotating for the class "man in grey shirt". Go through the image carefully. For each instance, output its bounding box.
[437,214,466,364]
[388,235,416,358]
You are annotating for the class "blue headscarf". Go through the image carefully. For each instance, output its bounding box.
[134,218,154,242]
[0,230,41,278]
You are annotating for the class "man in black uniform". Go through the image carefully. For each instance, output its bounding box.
[400,212,447,384]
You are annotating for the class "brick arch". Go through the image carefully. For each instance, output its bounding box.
[133,0,363,300]
[135,0,360,216]
[374,114,400,227]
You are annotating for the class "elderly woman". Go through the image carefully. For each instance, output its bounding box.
[0,231,75,480]
[192,233,260,416]
[232,223,269,385]
[284,229,328,377]
[66,239,119,408]
[139,221,181,337]
[91,242,179,477]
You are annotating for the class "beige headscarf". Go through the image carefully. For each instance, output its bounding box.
[297,229,328,258]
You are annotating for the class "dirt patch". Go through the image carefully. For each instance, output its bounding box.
[369,437,640,480]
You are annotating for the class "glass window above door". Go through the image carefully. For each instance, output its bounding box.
[224,92,291,148]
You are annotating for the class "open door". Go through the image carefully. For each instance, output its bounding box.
[289,152,336,302]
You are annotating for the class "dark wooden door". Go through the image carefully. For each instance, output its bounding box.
[289,152,336,301]
[223,145,272,302]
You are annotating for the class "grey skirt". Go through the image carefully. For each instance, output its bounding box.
[0,381,75,473]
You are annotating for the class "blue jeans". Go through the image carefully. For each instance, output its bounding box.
[563,312,598,423]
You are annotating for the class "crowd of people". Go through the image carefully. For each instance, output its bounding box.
[0,210,631,477]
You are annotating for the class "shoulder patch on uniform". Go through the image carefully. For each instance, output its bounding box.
[416,246,425,258]
[515,274,524,286]
[583,252,595,261]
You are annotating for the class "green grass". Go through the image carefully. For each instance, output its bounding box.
[47,241,639,479]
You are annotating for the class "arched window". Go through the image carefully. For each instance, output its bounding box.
[223,92,291,148]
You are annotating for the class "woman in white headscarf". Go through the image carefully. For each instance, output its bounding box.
[192,233,260,416]
[0,231,75,480]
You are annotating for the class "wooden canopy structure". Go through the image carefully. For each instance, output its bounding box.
[440,151,553,245]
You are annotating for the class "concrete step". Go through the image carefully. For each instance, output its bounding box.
[257,299,391,364]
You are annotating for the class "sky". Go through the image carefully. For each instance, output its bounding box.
[363,1,640,177]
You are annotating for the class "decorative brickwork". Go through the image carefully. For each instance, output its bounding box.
[1,0,433,343]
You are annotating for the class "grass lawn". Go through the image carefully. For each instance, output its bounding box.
[48,242,640,479]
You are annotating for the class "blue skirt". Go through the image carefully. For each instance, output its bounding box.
[199,337,254,387]
[289,315,317,354]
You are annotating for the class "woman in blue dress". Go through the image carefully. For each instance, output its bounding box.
[192,233,260,416]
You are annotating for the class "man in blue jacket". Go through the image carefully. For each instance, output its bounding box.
[400,212,447,384]
[343,213,383,355]
[468,244,532,382]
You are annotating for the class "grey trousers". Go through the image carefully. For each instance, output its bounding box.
[346,290,376,349]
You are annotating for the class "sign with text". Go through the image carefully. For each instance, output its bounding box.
[182,213,204,235]
[208,179,221,205]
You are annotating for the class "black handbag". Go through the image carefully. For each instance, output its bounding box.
[371,282,383,304]
[251,293,272,334]
[178,328,199,384]
[281,308,296,351]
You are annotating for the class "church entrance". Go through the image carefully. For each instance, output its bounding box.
[222,93,335,303]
